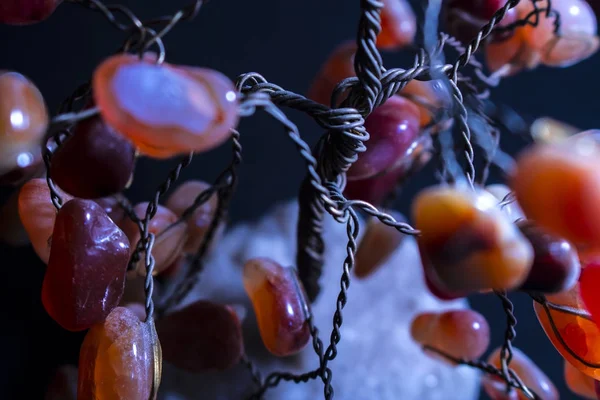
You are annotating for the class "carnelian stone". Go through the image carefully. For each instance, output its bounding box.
[534,284,600,379]
[580,262,600,325]
[510,139,600,247]
[307,41,357,106]
[243,258,311,357]
[50,115,136,199]
[18,178,73,263]
[354,210,406,279]
[377,0,416,50]
[413,185,533,292]
[485,28,541,75]
[0,72,48,175]
[0,0,62,24]
[157,300,243,372]
[565,360,598,399]
[482,347,558,400]
[42,199,130,331]
[78,307,161,400]
[93,54,239,159]
[410,309,490,362]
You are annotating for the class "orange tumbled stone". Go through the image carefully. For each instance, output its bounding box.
[78,307,161,400]
[243,258,311,357]
[485,28,541,75]
[413,185,533,292]
[307,41,357,106]
[93,54,239,159]
[565,360,598,399]
[377,0,416,50]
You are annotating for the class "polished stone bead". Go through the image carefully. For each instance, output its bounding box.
[485,29,541,75]
[45,365,77,400]
[516,220,580,293]
[243,258,311,357]
[443,0,518,44]
[0,189,29,246]
[93,54,239,159]
[565,360,598,399]
[410,309,490,362]
[50,115,136,199]
[157,300,243,372]
[483,347,558,400]
[580,262,600,327]
[485,183,525,222]
[307,41,357,106]
[354,211,406,279]
[0,0,62,24]
[377,0,416,50]
[18,178,73,263]
[413,185,533,292]
[94,196,126,226]
[42,199,130,331]
[78,307,161,400]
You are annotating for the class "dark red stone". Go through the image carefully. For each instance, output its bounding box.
[0,0,62,25]
[443,0,517,43]
[94,196,126,226]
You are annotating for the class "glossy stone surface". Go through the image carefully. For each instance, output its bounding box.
[444,0,517,44]
[307,41,357,106]
[580,262,600,326]
[18,178,73,263]
[0,146,42,186]
[45,365,77,400]
[565,360,598,399]
[120,202,187,276]
[485,29,541,75]
[377,0,416,49]
[42,199,130,331]
[516,220,580,293]
[157,300,243,372]
[78,307,159,400]
[0,189,29,246]
[0,72,49,175]
[50,115,136,199]
[354,210,406,279]
[0,0,61,24]
[93,54,239,159]
[243,258,311,357]
[486,183,525,222]
[94,196,126,226]
[165,180,221,254]
[410,309,490,362]
[511,139,600,247]
[347,96,421,180]
[413,185,533,292]
[534,284,600,379]
[483,347,558,400]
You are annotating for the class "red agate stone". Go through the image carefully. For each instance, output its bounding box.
[580,262,600,326]
[0,0,62,25]
[377,0,416,50]
[93,54,239,159]
[42,199,130,331]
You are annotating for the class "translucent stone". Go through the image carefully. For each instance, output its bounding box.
[307,40,357,106]
[243,258,311,357]
[42,199,130,331]
[580,262,600,328]
[565,360,598,399]
[377,0,416,50]
[354,210,406,279]
[50,115,136,199]
[157,300,243,372]
[483,347,558,400]
[413,185,533,292]
[0,72,49,175]
[516,220,580,293]
[530,117,579,144]
[0,0,62,24]
[18,178,73,263]
[165,180,221,254]
[78,307,161,400]
[120,202,187,276]
[485,29,541,75]
[443,0,518,44]
[533,284,600,379]
[45,365,77,400]
[347,96,421,181]
[485,183,525,222]
[510,139,600,247]
[0,146,42,186]
[93,54,239,159]
[0,189,29,246]
[410,309,490,362]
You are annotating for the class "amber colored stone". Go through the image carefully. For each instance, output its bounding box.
[565,360,598,399]
[94,196,126,226]
[165,180,221,254]
[410,309,490,362]
[485,183,525,222]
[307,41,357,106]
[485,29,542,75]
[0,189,29,246]
[157,300,243,372]
[377,0,416,50]
[482,347,558,400]
[0,72,49,175]
[18,178,73,263]
[50,115,136,199]
[78,307,161,400]
[413,185,533,292]
[243,258,311,357]
[534,284,600,379]
[93,54,239,159]
[510,139,600,247]
[45,365,77,400]
[42,199,130,331]
[354,211,406,279]
[0,0,62,24]
[120,202,187,276]
[530,117,579,145]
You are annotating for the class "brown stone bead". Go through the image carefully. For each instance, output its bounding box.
[354,211,406,279]
[18,178,73,263]
[157,300,243,372]
[94,196,126,226]
[243,258,311,357]
[50,115,136,199]
[42,199,130,331]
[45,365,77,400]
[485,29,541,75]
[377,0,416,50]
[78,307,161,400]
[0,188,29,246]
[565,360,598,399]
[410,309,490,362]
